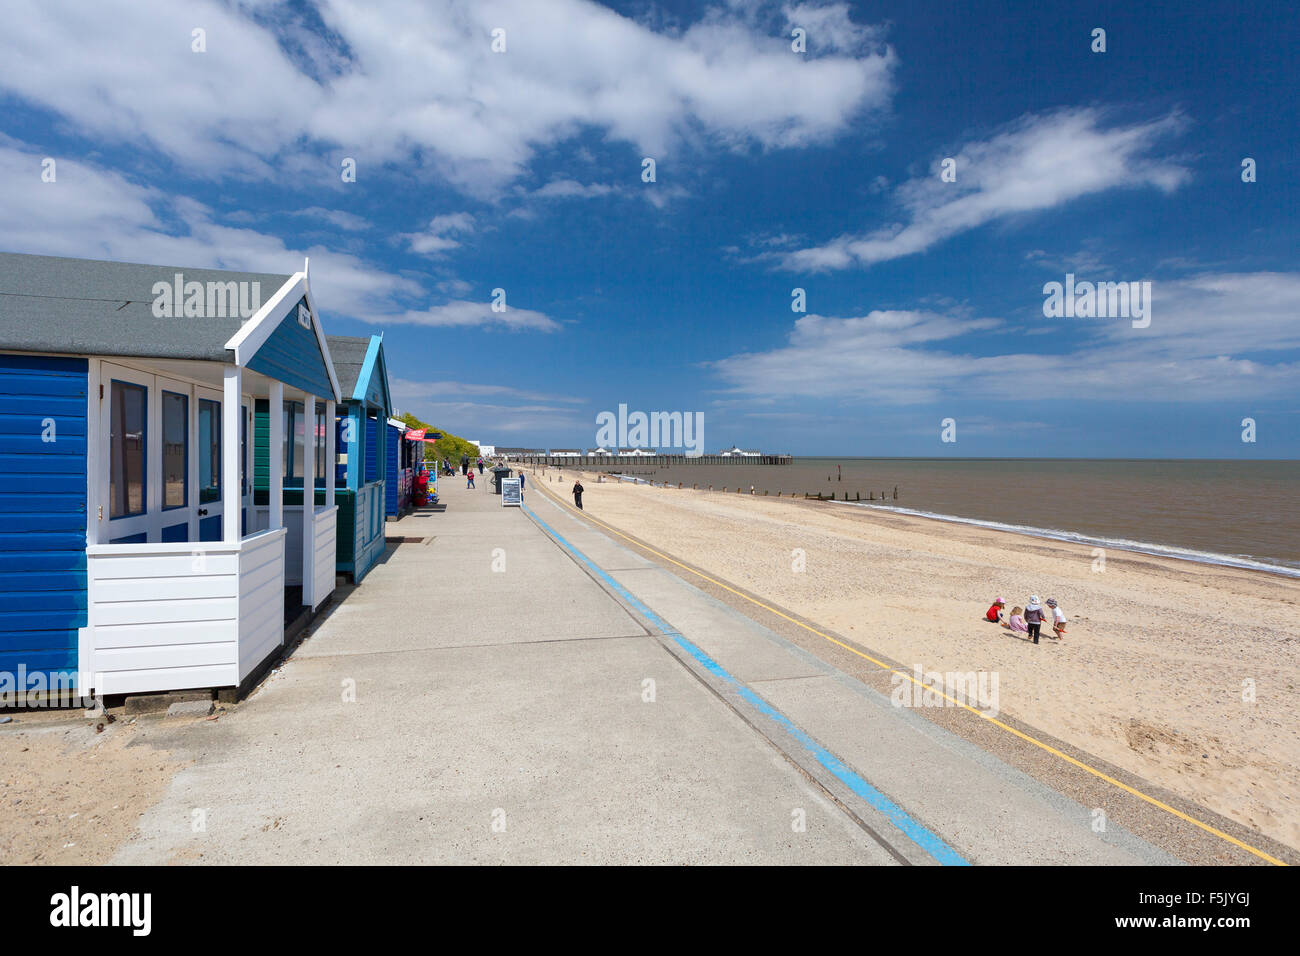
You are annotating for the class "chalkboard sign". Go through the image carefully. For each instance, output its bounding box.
[501,477,522,507]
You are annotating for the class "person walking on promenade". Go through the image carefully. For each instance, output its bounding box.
[572,479,584,510]
[467,469,475,489]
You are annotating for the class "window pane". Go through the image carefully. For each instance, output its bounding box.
[162,391,187,509]
[293,402,305,479]
[109,382,146,518]
[198,399,221,503]
[315,405,325,483]
[281,402,308,480]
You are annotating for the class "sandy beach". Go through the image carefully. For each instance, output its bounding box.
[526,467,1300,851]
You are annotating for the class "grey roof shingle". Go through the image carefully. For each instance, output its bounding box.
[325,335,372,399]
[0,252,293,361]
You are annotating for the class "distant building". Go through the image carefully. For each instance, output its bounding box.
[719,445,762,457]
[549,448,581,458]
[589,447,613,456]
[497,447,545,458]
[619,447,657,457]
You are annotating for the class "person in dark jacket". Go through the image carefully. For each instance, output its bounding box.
[572,480,584,510]
[1024,595,1046,644]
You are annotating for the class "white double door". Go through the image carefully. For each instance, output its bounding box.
[99,362,253,545]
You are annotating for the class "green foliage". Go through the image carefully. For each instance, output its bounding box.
[395,411,480,462]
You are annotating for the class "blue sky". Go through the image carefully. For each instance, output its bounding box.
[2,0,1297,456]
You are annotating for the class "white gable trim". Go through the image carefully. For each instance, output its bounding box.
[222,272,341,402]
[225,273,306,365]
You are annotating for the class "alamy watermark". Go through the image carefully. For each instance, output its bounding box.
[595,403,704,456]
[151,273,262,319]
[1,666,101,708]
[1042,273,1151,329]
[890,665,999,718]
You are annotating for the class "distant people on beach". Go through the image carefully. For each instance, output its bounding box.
[988,595,1063,642]
[572,479,584,510]
[1047,598,1066,640]
[984,598,1006,624]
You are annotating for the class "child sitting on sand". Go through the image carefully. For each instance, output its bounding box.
[1005,606,1028,633]
[1046,598,1067,640]
[985,598,1006,624]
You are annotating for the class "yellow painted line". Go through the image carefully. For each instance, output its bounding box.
[526,471,1287,866]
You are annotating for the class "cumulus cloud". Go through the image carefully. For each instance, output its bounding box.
[0,0,895,194]
[387,300,559,332]
[0,141,553,332]
[403,213,476,255]
[293,206,372,231]
[779,108,1189,271]
[710,272,1300,404]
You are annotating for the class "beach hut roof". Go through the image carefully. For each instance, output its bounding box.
[326,334,392,415]
[0,252,341,400]
[0,252,293,361]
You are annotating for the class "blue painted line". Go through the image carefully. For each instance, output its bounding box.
[523,503,970,866]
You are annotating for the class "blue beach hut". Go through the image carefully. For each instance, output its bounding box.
[0,252,342,700]
[323,335,392,582]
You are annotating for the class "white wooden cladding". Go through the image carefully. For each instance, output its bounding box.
[251,503,337,609]
[238,527,286,681]
[312,506,338,610]
[86,528,286,694]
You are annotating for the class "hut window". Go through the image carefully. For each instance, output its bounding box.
[281,402,306,481]
[161,391,188,509]
[198,399,221,504]
[109,381,146,518]
[315,403,326,484]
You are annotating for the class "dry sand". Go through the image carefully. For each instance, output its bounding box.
[0,713,182,864]
[532,468,1300,851]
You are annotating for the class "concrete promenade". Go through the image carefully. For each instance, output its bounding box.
[113,469,1177,864]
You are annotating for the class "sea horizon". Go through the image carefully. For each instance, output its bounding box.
[574,456,1300,577]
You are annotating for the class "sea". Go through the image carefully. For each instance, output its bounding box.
[593,457,1300,578]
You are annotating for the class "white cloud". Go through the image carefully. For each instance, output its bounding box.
[710,272,1300,405]
[0,0,895,195]
[403,213,475,255]
[391,378,584,404]
[780,108,1189,271]
[530,179,618,200]
[0,141,554,333]
[388,300,559,332]
[294,206,372,231]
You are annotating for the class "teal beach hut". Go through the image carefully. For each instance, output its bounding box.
[324,335,392,582]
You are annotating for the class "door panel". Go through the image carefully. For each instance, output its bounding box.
[195,387,223,541]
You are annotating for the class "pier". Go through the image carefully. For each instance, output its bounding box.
[507,453,793,467]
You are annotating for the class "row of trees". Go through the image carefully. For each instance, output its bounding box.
[395,412,481,464]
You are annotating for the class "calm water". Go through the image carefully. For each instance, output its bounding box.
[594,458,1300,576]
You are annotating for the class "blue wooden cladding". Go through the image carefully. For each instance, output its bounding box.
[365,415,378,483]
[385,422,401,517]
[246,296,334,400]
[0,353,88,689]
